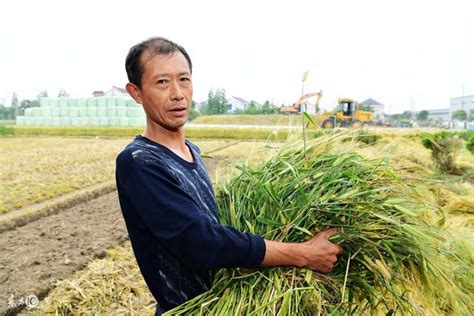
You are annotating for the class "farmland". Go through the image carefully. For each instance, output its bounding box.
[1,128,473,315]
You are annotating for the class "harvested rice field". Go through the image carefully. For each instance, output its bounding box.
[0,137,260,214]
[1,130,473,315]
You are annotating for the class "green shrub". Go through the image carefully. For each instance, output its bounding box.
[466,135,474,154]
[421,132,463,174]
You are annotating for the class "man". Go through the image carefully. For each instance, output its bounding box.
[116,37,342,315]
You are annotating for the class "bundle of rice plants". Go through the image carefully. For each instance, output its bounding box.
[421,132,463,174]
[166,132,472,315]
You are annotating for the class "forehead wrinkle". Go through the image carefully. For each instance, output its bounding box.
[141,51,189,79]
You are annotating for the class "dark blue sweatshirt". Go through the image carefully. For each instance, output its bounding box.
[115,135,266,313]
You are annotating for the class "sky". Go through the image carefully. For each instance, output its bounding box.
[0,0,472,114]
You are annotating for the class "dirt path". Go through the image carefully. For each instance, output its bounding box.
[0,158,221,315]
[0,191,127,315]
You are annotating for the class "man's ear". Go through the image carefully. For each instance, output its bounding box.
[126,83,143,105]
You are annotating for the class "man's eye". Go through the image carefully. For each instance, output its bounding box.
[180,77,191,82]
[157,79,167,84]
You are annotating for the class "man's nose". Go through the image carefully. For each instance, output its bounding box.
[170,80,184,100]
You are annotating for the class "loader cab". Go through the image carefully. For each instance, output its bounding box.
[338,99,356,117]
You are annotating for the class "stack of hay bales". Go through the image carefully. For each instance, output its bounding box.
[16,97,146,127]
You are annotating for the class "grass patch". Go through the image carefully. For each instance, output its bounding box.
[0,137,244,214]
[192,114,303,126]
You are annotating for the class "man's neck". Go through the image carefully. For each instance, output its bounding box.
[143,122,193,162]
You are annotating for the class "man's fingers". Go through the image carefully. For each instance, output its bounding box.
[319,227,338,238]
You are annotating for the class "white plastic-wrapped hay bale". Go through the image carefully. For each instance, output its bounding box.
[90,117,100,126]
[127,107,145,117]
[87,107,98,117]
[32,117,43,125]
[32,107,42,117]
[97,97,107,107]
[99,117,110,126]
[116,107,128,117]
[41,107,52,117]
[97,106,107,117]
[116,97,127,107]
[16,116,26,125]
[24,108,34,116]
[40,97,50,107]
[60,117,71,125]
[79,117,90,125]
[60,107,69,117]
[59,98,68,107]
[119,117,129,126]
[126,98,139,107]
[87,98,97,107]
[68,107,79,117]
[77,98,87,107]
[78,106,88,117]
[109,117,119,126]
[49,98,60,107]
[25,117,35,125]
[43,117,53,126]
[68,98,78,107]
[128,117,145,126]
[52,117,61,126]
[51,107,61,117]
[106,97,117,107]
[107,107,117,117]
[70,117,81,126]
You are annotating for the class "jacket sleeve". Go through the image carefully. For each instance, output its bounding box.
[120,155,266,271]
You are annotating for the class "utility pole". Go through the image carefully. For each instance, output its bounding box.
[301,71,309,156]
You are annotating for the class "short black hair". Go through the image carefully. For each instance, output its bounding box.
[125,37,192,88]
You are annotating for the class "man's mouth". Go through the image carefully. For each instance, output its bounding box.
[169,106,187,116]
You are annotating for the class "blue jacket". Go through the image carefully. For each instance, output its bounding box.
[115,135,266,312]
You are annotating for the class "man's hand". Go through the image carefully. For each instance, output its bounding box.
[261,227,343,273]
[300,227,343,272]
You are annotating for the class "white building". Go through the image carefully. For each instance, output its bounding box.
[450,95,474,116]
[428,109,450,122]
[105,86,128,97]
[360,98,385,121]
[226,96,250,113]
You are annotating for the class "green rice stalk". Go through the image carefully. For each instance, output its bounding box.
[165,132,472,315]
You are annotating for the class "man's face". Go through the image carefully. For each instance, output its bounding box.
[136,52,192,131]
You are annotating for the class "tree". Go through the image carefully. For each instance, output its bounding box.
[245,101,258,114]
[360,105,374,112]
[11,92,19,117]
[37,90,48,99]
[452,109,467,121]
[417,110,429,121]
[0,106,15,120]
[402,111,412,119]
[261,100,278,114]
[188,100,200,121]
[202,88,228,115]
[20,99,40,115]
[58,89,69,98]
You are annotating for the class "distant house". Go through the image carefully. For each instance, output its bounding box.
[360,98,385,121]
[92,90,105,97]
[195,101,207,112]
[92,86,129,98]
[105,86,128,97]
[428,109,450,122]
[227,96,250,113]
